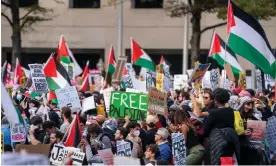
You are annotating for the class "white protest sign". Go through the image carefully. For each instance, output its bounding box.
[82,96,96,113]
[116,141,132,157]
[172,133,186,165]
[102,87,113,112]
[113,156,140,165]
[126,88,148,94]
[246,76,252,89]
[50,144,84,166]
[210,68,219,90]
[163,67,172,92]
[264,74,275,90]
[173,75,188,90]
[123,75,134,89]
[2,153,49,165]
[55,86,81,112]
[146,69,156,89]
[11,123,26,142]
[28,64,48,93]
[201,71,211,89]
[256,69,262,93]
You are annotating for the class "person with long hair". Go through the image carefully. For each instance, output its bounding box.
[173,106,205,165]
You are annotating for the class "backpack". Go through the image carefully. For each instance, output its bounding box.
[99,133,116,153]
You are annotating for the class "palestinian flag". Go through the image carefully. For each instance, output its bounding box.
[209,32,243,75]
[131,39,155,71]
[64,113,82,148]
[79,75,89,92]
[57,35,71,64]
[24,90,41,100]
[227,0,276,78]
[43,54,71,91]
[159,56,171,69]
[14,58,23,84]
[106,45,116,74]
[47,90,58,104]
[81,61,89,81]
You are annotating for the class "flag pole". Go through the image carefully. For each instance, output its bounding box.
[182,0,189,75]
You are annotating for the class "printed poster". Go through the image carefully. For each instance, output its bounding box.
[28,64,48,93]
[172,133,186,165]
[11,123,26,142]
[116,141,131,157]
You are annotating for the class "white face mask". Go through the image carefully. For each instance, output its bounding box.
[133,130,140,137]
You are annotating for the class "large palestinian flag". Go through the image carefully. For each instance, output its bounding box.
[43,54,71,91]
[106,45,116,74]
[227,0,276,78]
[131,39,155,71]
[209,32,243,75]
[64,113,82,148]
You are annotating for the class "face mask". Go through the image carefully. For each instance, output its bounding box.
[133,130,140,137]
[16,94,22,101]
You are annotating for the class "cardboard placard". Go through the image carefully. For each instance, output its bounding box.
[15,144,51,157]
[109,92,148,120]
[113,156,140,165]
[224,63,235,81]
[116,141,131,157]
[11,123,26,142]
[112,56,127,83]
[156,73,164,91]
[148,88,167,115]
[82,96,96,113]
[28,64,48,93]
[55,86,81,112]
[172,133,186,165]
[50,144,85,166]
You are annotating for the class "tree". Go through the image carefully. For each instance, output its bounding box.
[164,0,276,68]
[1,0,60,68]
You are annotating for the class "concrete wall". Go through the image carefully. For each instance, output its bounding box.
[2,0,276,71]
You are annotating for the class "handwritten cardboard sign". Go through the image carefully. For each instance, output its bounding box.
[109,92,148,120]
[55,86,81,112]
[173,75,188,90]
[11,123,26,142]
[29,64,48,93]
[148,88,167,115]
[172,133,186,165]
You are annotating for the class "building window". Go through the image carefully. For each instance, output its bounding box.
[19,0,38,7]
[133,0,163,8]
[69,0,100,8]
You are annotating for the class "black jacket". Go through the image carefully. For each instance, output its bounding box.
[209,128,240,165]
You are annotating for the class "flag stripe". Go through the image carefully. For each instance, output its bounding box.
[218,46,243,71]
[108,64,116,74]
[231,16,275,65]
[211,54,241,75]
[134,58,155,71]
[231,1,272,51]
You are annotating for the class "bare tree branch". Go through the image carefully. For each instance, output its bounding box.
[1,12,12,27]
[20,9,35,20]
[1,0,11,8]
[200,22,226,34]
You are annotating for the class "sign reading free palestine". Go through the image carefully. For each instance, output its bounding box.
[109,92,148,121]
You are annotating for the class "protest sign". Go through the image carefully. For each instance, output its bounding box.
[221,70,230,90]
[123,74,134,89]
[11,123,26,142]
[148,88,167,115]
[210,69,220,90]
[173,74,188,90]
[109,92,148,120]
[146,69,156,89]
[15,144,51,157]
[2,153,49,165]
[224,63,235,81]
[90,74,103,92]
[82,96,96,113]
[246,76,252,89]
[116,141,132,157]
[132,76,147,92]
[113,56,127,83]
[238,72,246,90]
[156,73,164,91]
[102,87,113,112]
[113,156,141,165]
[172,133,186,165]
[220,157,235,165]
[28,64,48,93]
[201,71,211,89]
[1,132,3,153]
[256,69,262,93]
[247,120,266,149]
[126,88,148,94]
[50,144,85,166]
[55,86,81,112]
[264,74,275,90]
[189,63,210,83]
[98,148,114,165]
